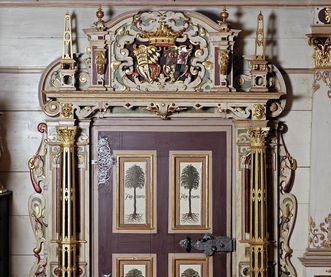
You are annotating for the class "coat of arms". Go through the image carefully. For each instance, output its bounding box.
[132,21,193,83]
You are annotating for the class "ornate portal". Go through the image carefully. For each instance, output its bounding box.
[29,7,297,277]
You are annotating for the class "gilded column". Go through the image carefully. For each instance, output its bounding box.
[56,126,77,277]
[248,127,269,277]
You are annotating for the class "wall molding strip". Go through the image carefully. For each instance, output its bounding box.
[0,0,330,7]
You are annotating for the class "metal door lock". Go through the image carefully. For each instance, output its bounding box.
[180,233,235,256]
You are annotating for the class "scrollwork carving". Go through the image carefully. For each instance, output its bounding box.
[28,123,47,193]
[218,104,252,119]
[279,193,297,276]
[309,214,331,248]
[97,137,115,187]
[239,262,250,277]
[279,123,297,193]
[313,69,331,97]
[29,193,48,277]
[278,122,298,277]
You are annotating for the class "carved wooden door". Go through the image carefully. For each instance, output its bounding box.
[93,121,232,277]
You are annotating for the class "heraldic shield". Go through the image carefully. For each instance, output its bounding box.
[131,20,195,84]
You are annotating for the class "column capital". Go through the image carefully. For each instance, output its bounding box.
[248,127,269,147]
[56,126,77,146]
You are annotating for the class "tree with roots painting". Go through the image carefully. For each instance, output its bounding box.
[125,164,145,223]
[180,164,200,223]
[181,268,200,277]
[125,268,144,277]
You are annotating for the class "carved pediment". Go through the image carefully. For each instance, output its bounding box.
[39,9,286,119]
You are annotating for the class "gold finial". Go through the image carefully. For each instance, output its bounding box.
[96,5,105,31]
[254,11,265,60]
[62,13,73,60]
[218,7,230,32]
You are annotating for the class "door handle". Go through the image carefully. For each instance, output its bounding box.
[179,234,235,256]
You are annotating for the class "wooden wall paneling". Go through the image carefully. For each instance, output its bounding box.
[0,0,330,7]
[0,111,45,172]
[0,74,41,111]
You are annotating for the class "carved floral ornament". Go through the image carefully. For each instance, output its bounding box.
[38,9,287,120]
[308,9,331,97]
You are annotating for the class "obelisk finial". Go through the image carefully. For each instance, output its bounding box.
[254,11,265,60]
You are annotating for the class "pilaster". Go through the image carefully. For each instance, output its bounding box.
[248,127,270,277]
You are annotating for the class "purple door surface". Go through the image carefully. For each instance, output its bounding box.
[94,129,230,277]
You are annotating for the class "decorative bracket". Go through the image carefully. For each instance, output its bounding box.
[145,103,187,119]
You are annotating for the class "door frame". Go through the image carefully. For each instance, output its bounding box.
[91,118,234,277]
[26,8,299,277]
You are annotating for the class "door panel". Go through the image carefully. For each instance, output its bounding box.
[95,130,230,277]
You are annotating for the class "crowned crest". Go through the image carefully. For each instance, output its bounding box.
[141,21,182,46]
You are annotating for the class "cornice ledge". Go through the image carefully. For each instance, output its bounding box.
[44,91,282,101]
[300,249,331,267]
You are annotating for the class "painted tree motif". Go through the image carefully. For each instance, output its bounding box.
[181,164,200,223]
[125,164,145,222]
[125,268,144,277]
[181,268,200,277]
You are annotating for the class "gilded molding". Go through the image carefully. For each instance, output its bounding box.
[309,214,331,248]
[56,126,77,146]
[28,123,47,193]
